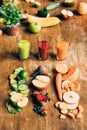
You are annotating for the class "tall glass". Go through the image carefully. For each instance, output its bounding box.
[18,40,30,60]
[56,40,69,60]
[37,34,50,60]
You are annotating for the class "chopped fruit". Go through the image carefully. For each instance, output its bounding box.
[66,102,78,109]
[32,75,50,90]
[17,97,28,108]
[35,94,49,102]
[63,91,80,104]
[62,66,79,81]
[55,63,68,74]
[61,9,73,19]
[60,114,66,119]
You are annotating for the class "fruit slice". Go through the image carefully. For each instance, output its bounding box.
[17,97,28,108]
[36,75,50,83]
[55,64,68,74]
[10,93,24,103]
[61,9,73,19]
[32,75,50,90]
[72,81,80,91]
[62,66,79,81]
[66,102,78,109]
[63,91,80,104]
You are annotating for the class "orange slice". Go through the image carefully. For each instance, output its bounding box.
[62,80,80,92]
[55,64,68,74]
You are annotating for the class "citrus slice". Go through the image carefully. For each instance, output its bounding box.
[71,81,80,91]
[55,64,68,74]
[63,91,80,104]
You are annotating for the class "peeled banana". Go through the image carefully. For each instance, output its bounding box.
[25,14,60,27]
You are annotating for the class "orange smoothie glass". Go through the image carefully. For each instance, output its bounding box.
[56,40,69,60]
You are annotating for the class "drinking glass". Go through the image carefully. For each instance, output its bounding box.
[37,34,51,60]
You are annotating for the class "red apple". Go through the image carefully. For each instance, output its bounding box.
[32,75,50,90]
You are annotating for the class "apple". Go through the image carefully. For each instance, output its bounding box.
[17,97,28,108]
[28,22,41,33]
[10,92,28,108]
[32,75,50,90]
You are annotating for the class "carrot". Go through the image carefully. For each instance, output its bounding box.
[55,73,62,101]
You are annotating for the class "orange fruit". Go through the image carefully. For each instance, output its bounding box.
[56,64,68,74]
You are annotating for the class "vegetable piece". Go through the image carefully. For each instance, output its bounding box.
[37,10,50,18]
[25,14,60,27]
[44,2,60,11]
[55,73,62,101]
[6,100,21,114]
[33,1,41,8]
[64,0,75,7]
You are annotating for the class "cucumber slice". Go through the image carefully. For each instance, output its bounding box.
[6,100,21,114]
[9,91,17,96]
[18,84,28,91]
[20,89,30,94]
[14,67,23,76]
[18,79,26,86]
[37,10,50,18]
[44,2,60,11]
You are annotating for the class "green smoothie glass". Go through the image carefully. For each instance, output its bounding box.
[18,40,30,60]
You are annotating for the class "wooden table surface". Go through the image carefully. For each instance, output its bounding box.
[0,0,87,130]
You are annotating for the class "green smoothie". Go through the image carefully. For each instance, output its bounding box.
[18,40,30,60]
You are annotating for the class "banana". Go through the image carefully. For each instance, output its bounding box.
[25,14,60,27]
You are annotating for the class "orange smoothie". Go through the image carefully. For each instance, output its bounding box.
[57,40,69,60]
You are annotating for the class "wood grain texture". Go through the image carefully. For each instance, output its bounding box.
[0,0,87,130]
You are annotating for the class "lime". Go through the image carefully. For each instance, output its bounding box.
[18,70,28,79]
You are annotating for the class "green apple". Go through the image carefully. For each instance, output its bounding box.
[28,22,41,33]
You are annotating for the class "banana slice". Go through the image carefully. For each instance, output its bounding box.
[63,91,80,104]
[67,102,78,109]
